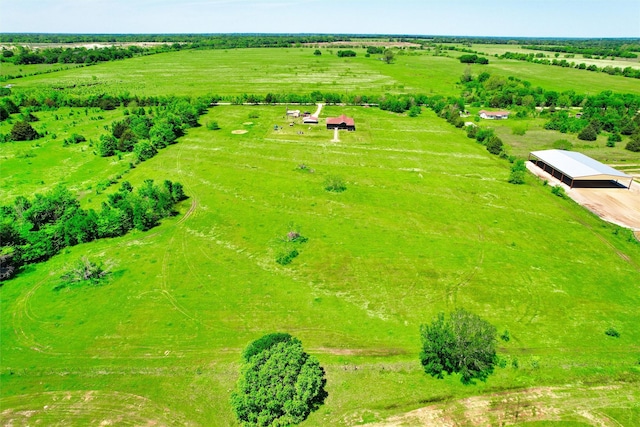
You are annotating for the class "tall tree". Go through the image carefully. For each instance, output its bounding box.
[420,309,498,384]
[231,333,328,426]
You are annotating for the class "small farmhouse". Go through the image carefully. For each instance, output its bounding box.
[479,110,510,120]
[286,109,300,118]
[326,114,356,131]
[303,116,319,124]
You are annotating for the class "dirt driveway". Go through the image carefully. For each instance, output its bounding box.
[526,162,640,232]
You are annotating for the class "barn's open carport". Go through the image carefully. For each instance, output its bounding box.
[529,149,634,189]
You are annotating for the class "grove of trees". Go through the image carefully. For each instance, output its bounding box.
[0,180,186,282]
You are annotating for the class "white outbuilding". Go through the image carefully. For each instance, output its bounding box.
[529,149,633,189]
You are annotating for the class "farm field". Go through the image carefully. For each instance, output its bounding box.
[2,102,640,425]
[1,44,640,426]
[5,47,640,98]
[468,43,640,69]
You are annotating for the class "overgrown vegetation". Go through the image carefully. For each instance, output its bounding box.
[0,180,186,281]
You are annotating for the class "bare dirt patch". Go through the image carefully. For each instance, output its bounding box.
[231,130,248,135]
[243,122,253,125]
[364,383,638,427]
[526,162,640,231]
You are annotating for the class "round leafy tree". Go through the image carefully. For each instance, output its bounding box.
[420,309,498,385]
[231,333,328,426]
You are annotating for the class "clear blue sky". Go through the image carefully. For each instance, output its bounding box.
[1,0,638,38]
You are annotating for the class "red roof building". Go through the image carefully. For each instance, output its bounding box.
[479,110,510,120]
[326,114,356,131]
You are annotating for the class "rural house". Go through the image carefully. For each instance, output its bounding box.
[326,114,356,131]
[479,110,510,120]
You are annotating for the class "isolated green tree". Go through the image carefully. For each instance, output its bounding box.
[578,124,598,141]
[313,49,322,56]
[10,121,40,141]
[383,49,395,64]
[420,309,498,385]
[231,333,328,427]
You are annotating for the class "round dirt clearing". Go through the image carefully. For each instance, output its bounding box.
[232,130,248,134]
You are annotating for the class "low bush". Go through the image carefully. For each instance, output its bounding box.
[605,327,620,338]
[324,175,346,192]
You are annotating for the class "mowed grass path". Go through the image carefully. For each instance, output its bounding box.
[1,106,639,425]
[7,47,640,98]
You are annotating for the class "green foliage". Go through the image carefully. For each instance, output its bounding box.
[10,121,40,141]
[241,333,294,362]
[59,256,111,287]
[383,49,395,64]
[63,133,86,146]
[206,121,220,131]
[459,54,489,64]
[552,139,574,150]
[605,327,620,338]
[485,135,504,155]
[500,329,511,342]
[0,180,185,281]
[231,335,328,426]
[134,141,158,162]
[509,159,528,183]
[512,125,527,136]
[97,134,117,157]
[419,309,498,385]
[626,133,640,152]
[551,185,567,198]
[313,49,321,56]
[324,175,346,192]
[336,50,356,58]
[408,105,421,117]
[578,124,598,141]
[276,248,299,265]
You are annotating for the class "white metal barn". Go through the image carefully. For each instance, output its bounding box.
[529,149,634,189]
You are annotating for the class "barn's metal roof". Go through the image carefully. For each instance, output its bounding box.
[530,150,631,181]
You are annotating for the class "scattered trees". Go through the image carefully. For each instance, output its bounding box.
[419,309,498,384]
[0,180,186,282]
[231,333,328,427]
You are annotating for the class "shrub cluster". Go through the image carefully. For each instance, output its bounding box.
[0,180,186,282]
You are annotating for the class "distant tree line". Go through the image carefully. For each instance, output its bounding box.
[1,45,158,65]
[0,180,186,282]
[499,51,640,79]
[521,44,638,59]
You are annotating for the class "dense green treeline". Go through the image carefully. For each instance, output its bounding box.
[2,44,180,66]
[522,44,639,59]
[499,51,640,79]
[0,180,186,282]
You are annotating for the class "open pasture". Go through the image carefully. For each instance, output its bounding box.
[5,47,640,99]
[2,104,640,425]
[0,107,135,202]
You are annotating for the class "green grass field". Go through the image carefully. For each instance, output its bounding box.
[1,47,640,426]
[6,47,640,98]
